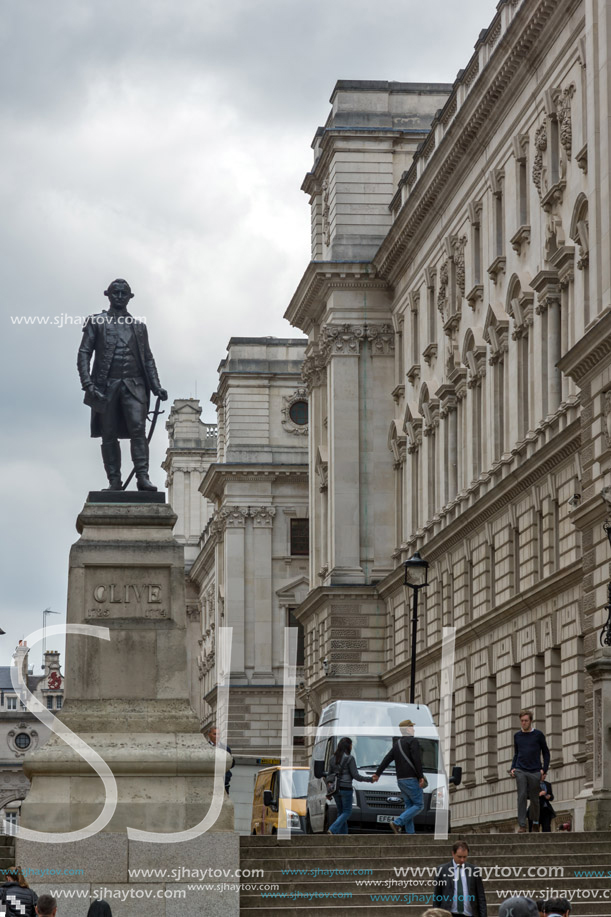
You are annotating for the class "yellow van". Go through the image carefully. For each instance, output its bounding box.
[251,766,309,835]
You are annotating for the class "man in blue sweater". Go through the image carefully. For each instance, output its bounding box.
[510,709,550,833]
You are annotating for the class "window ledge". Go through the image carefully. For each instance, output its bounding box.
[510,224,531,255]
[487,256,506,283]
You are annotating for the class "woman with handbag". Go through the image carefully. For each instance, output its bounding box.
[374,719,426,834]
[326,736,375,834]
[528,779,556,832]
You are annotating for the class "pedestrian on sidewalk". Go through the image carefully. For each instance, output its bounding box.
[528,778,555,833]
[544,899,570,916]
[206,725,235,794]
[434,840,487,917]
[510,710,550,833]
[35,896,57,917]
[374,719,425,834]
[327,737,376,834]
[0,867,38,916]
[536,901,547,916]
[86,902,113,916]
[499,897,539,917]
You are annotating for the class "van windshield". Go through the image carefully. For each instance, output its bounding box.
[351,736,439,772]
[280,769,309,799]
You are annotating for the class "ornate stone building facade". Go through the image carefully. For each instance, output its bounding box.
[0,642,64,828]
[165,338,309,832]
[285,0,611,830]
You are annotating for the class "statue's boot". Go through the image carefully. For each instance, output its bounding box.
[131,436,157,491]
[101,442,123,491]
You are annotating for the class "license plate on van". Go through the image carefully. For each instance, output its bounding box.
[377,814,395,823]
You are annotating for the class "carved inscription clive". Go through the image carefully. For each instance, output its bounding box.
[84,567,171,621]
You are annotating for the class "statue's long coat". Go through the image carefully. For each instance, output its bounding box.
[77,311,162,439]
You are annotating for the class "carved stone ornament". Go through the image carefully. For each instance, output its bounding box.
[604,391,611,450]
[251,506,276,527]
[366,323,395,355]
[218,506,250,528]
[281,388,309,436]
[532,124,548,199]
[301,352,326,392]
[437,261,449,315]
[320,323,365,359]
[454,236,467,297]
[557,85,575,159]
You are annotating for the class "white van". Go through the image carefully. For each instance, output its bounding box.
[306,700,461,833]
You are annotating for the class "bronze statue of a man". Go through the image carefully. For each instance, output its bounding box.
[77,279,168,491]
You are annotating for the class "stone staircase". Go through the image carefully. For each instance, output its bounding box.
[240,833,611,915]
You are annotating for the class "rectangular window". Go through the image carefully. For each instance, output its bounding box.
[46,696,54,710]
[290,518,309,556]
[293,708,305,747]
[518,157,528,225]
[6,697,16,710]
[287,609,305,667]
[56,696,63,710]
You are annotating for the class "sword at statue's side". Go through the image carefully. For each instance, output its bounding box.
[121,395,164,492]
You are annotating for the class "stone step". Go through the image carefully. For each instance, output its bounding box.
[240,844,611,862]
[240,831,611,846]
[239,901,611,916]
[239,834,611,914]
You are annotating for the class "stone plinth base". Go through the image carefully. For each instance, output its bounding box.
[16,834,239,917]
[584,790,611,831]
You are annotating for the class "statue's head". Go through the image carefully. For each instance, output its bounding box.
[104,279,134,309]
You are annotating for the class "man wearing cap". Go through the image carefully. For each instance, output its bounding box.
[498,897,539,917]
[374,719,425,834]
[544,899,570,917]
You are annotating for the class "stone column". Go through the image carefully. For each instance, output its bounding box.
[222,505,249,683]
[323,324,364,584]
[584,648,611,829]
[532,270,562,417]
[251,506,275,682]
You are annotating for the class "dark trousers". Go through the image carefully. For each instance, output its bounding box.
[329,789,353,834]
[529,811,553,832]
[99,381,147,444]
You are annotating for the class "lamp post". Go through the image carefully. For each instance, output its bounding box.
[403,551,429,704]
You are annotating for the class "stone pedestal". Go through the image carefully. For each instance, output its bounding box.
[17,499,237,916]
[584,648,611,831]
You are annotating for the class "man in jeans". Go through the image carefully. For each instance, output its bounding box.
[375,719,425,834]
[510,709,550,833]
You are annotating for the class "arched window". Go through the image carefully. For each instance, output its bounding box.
[462,330,487,480]
[483,306,509,461]
[418,384,440,520]
[403,403,422,535]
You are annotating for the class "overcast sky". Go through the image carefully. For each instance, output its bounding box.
[0,0,496,669]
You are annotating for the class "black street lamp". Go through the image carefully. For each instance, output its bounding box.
[403,551,429,705]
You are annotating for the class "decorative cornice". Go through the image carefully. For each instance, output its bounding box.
[200,462,308,502]
[372,0,562,283]
[558,309,611,386]
[284,261,391,333]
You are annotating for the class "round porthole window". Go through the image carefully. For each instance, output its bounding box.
[14,734,30,750]
[288,401,308,426]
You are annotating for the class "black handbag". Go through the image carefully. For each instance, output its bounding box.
[397,737,428,788]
